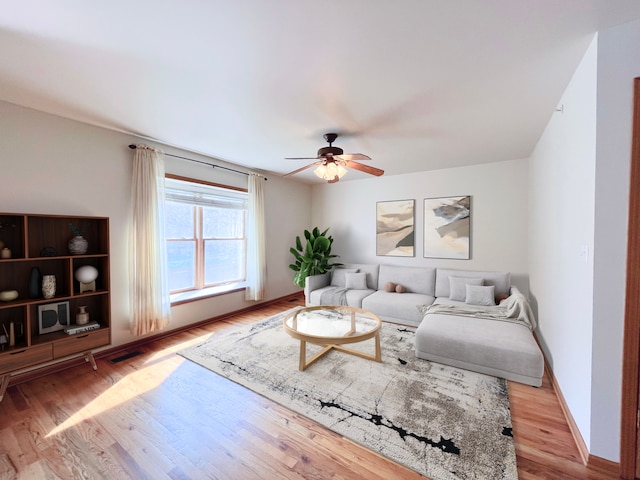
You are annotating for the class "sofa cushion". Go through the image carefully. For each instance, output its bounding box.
[415,313,544,386]
[436,268,510,298]
[377,264,436,296]
[449,276,483,301]
[341,263,380,290]
[362,290,435,325]
[465,284,496,306]
[345,272,367,290]
[330,268,358,287]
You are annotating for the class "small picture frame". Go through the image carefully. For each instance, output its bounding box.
[38,301,70,334]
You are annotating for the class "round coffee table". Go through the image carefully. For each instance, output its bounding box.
[283,305,382,371]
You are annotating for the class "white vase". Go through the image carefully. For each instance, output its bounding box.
[68,235,88,255]
[42,275,56,299]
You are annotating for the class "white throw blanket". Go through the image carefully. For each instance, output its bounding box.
[419,292,537,330]
[320,287,348,305]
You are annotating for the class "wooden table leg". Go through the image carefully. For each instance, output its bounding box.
[0,374,10,402]
[299,340,306,371]
[85,351,97,371]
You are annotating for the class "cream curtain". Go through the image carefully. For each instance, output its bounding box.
[130,145,172,335]
[245,172,266,301]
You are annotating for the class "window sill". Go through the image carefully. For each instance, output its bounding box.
[170,283,246,306]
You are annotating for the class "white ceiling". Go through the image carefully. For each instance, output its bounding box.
[2,1,640,183]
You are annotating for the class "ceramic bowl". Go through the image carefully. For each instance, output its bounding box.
[0,290,19,302]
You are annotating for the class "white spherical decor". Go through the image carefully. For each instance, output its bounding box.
[75,265,99,283]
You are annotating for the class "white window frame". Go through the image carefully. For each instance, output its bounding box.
[164,174,248,303]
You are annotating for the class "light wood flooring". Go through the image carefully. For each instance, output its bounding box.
[0,295,621,479]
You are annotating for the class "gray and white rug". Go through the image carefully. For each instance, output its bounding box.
[178,308,518,480]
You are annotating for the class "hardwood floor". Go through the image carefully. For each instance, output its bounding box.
[0,295,621,479]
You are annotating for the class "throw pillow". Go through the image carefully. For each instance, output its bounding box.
[449,276,484,301]
[384,282,396,292]
[330,268,358,287]
[395,284,406,293]
[345,272,368,290]
[465,284,496,306]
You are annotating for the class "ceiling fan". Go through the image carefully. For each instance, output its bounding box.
[284,133,384,183]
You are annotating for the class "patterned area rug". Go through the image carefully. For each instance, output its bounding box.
[178,308,518,480]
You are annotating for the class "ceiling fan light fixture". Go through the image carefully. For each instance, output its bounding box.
[314,164,328,179]
[314,161,348,182]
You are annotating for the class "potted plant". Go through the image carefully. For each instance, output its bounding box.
[289,227,341,288]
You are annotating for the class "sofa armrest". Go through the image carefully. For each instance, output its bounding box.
[304,272,330,298]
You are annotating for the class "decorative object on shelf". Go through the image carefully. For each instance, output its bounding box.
[0,333,6,351]
[376,199,415,257]
[68,222,89,255]
[0,247,11,259]
[76,305,89,325]
[42,274,56,299]
[423,195,471,259]
[37,301,70,334]
[28,266,42,298]
[68,235,88,255]
[12,321,23,341]
[8,322,14,347]
[40,246,57,256]
[64,321,99,335]
[0,290,18,302]
[74,265,99,293]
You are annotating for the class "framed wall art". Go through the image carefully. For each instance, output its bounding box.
[38,301,70,334]
[376,199,415,257]
[423,195,471,259]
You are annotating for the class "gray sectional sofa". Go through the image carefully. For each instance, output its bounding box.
[304,263,544,386]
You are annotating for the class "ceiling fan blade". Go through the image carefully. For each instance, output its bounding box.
[345,160,384,176]
[284,161,322,177]
[285,157,321,160]
[335,153,371,161]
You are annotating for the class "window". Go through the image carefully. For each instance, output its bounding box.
[164,176,248,296]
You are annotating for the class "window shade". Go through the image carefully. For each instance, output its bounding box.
[165,178,247,210]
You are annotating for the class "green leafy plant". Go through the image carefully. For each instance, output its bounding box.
[69,222,89,237]
[289,227,342,288]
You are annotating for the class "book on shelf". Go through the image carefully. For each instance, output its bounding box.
[64,321,100,335]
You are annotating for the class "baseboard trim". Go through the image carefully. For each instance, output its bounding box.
[588,454,620,476]
[544,360,590,465]
[544,360,621,475]
[6,291,304,387]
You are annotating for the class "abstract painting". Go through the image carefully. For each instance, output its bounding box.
[423,196,470,259]
[376,200,415,256]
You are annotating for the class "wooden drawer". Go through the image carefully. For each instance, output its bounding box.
[53,329,110,359]
[0,344,53,374]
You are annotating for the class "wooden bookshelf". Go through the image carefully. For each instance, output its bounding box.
[0,213,111,401]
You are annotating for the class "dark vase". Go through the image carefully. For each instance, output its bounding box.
[28,267,42,298]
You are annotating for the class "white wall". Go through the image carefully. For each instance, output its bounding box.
[591,18,640,461]
[528,35,598,452]
[529,19,640,462]
[0,101,309,349]
[311,158,530,293]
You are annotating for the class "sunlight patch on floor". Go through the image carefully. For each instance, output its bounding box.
[144,332,214,364]
[44,350,194,438]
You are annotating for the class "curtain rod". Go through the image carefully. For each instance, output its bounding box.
[128,144,267,180]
